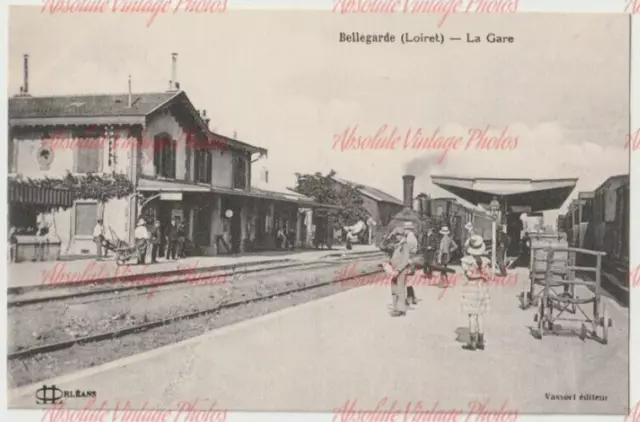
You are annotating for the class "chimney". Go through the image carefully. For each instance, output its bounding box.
[233,131,237,139]
[23,54,29,95]
[402,175,415,208]
[202,109,210,128]
[170,53,178,91]
[128,75,132,107]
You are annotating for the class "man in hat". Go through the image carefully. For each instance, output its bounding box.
[388,221,419,316]
[149,219,162,264]
[134,218,150,265]
[420,226,439,278]
[495,225,510,276]
[438,226,458,287]
[166,218,179,260]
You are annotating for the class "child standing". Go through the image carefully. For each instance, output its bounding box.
[460,235,491,351]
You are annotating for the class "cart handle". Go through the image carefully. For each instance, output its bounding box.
[543,246,606,257]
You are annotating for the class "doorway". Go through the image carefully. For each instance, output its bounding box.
[222,197,242,254]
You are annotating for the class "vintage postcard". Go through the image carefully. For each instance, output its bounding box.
[5,4,631,420]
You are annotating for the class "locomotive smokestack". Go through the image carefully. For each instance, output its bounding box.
[23,54,29,95]
[402,175,415,208]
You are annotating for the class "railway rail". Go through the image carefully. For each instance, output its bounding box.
[8,256,386,361]
[8,251,384,308]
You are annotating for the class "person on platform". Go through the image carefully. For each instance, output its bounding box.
[166,219,179,260]
[437,226,458,288]
[520,231,531,266]
[93,219,105,260]
[386,222,419,316]
[177,221,187,258]
[496,226,510,276]
[8,226,17,263]
[149,219,161,264]
[463,222,475,250]
[420,226,439,278]
[134,218,149,265]
[460,234,491,351]
[403,222,420,305]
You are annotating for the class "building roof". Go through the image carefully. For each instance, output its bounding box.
[332,177,404,206]
[9,92,178,118]
[9,91,268,156]
[431,175,578,213]
[137,178,340,209]
[594,174,629,193]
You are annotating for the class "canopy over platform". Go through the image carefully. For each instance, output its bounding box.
[431,176,578,213]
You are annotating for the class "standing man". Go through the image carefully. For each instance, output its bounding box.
[496,226,510,276]
[438,226,458,288]
[389,222,419,316]
[166,218,179,260]
[135,218,149,265]
[149,220,161,264]
[93,219,105,260]
[420,226,439,278]
[521,231,531,266]
[177,220,187,258]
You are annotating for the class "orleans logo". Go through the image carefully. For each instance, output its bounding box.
[35,384,97,405]
[35,384,63,405]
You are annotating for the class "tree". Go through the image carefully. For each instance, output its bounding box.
[293,170,369,227]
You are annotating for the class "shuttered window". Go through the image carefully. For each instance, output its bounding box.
[74,127,102,173]
[154,134,176,178]
[75,202,98,236]
[195,149,212,184]
[77,147,101,173]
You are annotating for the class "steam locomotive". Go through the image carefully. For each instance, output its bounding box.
[410,196,495,260]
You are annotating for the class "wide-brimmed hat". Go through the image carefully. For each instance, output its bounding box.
[464,222,473,231]
[440,226,450,235]
[137,218,146,226]
[467,235,486,256]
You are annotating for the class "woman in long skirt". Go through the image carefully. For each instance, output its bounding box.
[460,235,491,351]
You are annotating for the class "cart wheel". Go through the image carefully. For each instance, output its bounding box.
[521,287,530,309]
[602,302,609,345]
[546,320,554,332]
[116,253,126,266]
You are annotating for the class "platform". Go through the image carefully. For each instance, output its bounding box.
[8,267,629,415]
[7,244,381,290]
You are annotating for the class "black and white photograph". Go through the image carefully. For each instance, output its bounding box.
[5,6,632,419]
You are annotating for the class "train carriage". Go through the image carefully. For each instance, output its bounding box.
[592,175,629,265]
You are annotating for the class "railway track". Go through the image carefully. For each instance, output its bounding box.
[8,252,384,308]
[8,257,386,361]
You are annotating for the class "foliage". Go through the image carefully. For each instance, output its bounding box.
[9,171,135,209]
[292,169,370,227]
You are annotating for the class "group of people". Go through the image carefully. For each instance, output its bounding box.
[93,217,187,265]
[379,220,512,351]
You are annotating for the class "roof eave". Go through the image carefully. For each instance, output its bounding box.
[9,116,147,127]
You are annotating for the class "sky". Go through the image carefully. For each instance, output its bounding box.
[8,8,630,223]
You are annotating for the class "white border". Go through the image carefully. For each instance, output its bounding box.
[1,1,637,422]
